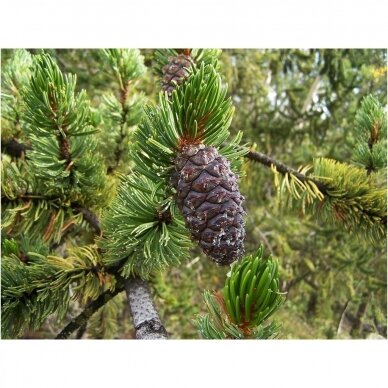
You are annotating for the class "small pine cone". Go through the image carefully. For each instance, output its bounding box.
[172,144,245,265]
[162,54,194,96]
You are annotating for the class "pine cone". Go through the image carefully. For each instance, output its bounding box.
[162,54,194,96]
[172,144,245,265]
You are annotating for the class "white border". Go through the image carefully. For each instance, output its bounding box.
[0,0,387,48]
[0,340,387,387]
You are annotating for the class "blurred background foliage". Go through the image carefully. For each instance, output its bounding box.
[1,48,386,339]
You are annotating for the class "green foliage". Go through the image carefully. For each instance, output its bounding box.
[170,63,234,146]
[132,63,245,183]
[195,245,284,339]
[97,92,145,171]
[270,91,387,244]
[1,49,32,139]
[190,49,222,70]
[1,51,111,245]
[272,156,386,242]
[2,235,49,259]
[2,198,82,243]
[1,250,69,339]
[20,52,109,207]
[87,292,124,339]
[222,49,386,163]
[271,163,324,210]
[100,91,145,131]
[99,49,146,90]
[23,53,92,137]
[1,49,386,340]
[1,156,97,244]
[100,173,193,278]
[104,60,247,280]
[1,155,31,200]
[96,49,147,174]
[311,158,386,242]
[224,245,284,327]
[352,95,387,172]
[1,241,113,338]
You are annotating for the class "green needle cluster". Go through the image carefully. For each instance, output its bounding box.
[224,245,284,328]
[195,245,285,339]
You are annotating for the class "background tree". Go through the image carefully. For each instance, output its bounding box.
[1,48,386,339]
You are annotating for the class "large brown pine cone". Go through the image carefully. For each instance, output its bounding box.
[172,144,245,265]
[162,54,194,96]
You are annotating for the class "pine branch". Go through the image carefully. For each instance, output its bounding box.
[3,181,170,339]
[99,49,146,174]
[1,244,112,338]
[56,283,125,339]
[195,246,285,339]
[52,201,168,339]
[2,185,102,234]
[3,221,168,339]
[244,149,328,194]
[47,87,74,177]
[101,173,192,278]
[20,52,109,208]
[108,81,130,174]
[76,322,88,339]
[55,275,168,340]
[124,277,168,339]
[352,95,387,174]
[245,150,386,241]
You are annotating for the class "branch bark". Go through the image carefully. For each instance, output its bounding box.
[56,283,125,339]
[124,277,168,339]
[244,149,328,194]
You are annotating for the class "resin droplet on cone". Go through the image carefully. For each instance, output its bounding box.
[172,144,245,265]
